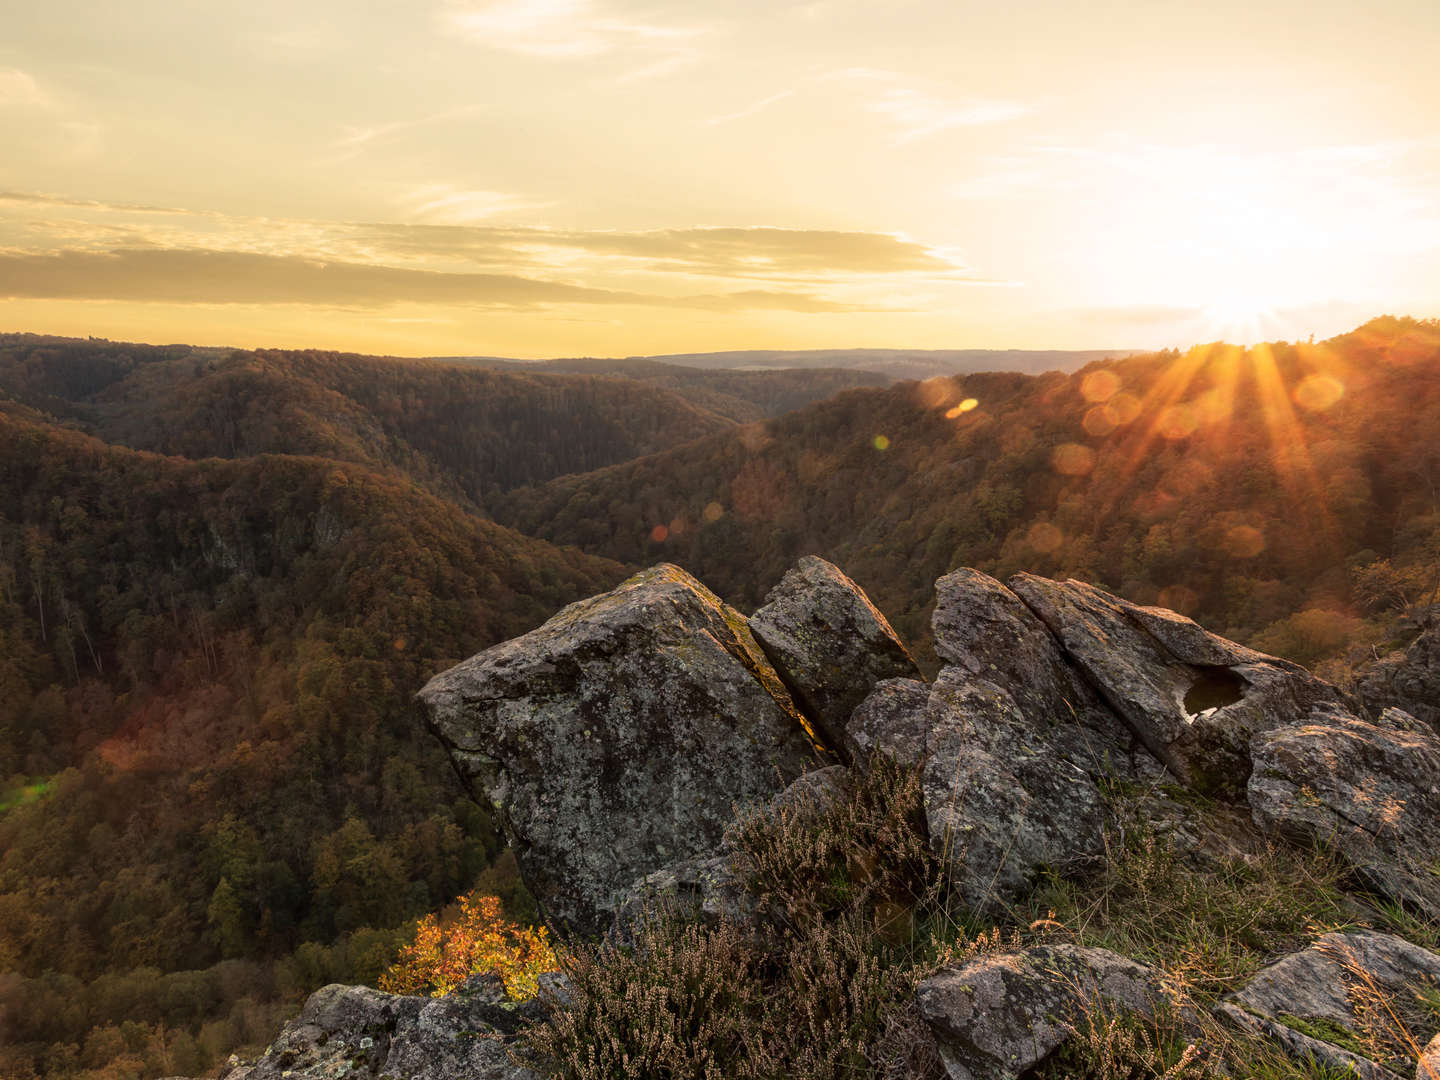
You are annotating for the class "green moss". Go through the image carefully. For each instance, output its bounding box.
[1276,1015,1366,1055]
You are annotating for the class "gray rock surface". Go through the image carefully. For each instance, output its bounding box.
[1219,930,1440,1080]
[225,977,545,1080]
[922,675,1106,912]
[1359,623,1440,734]
[933,569,1126,758]
[916,945,1189,1080]
[417,564,819,936]
[1249,710,1440,920]
[1008,573,1344,794]
[845,677,933,770]
[749,555,922,755]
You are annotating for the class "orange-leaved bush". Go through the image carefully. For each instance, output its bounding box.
[379,891,556,999]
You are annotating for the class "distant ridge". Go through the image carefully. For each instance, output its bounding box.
[436,347,1141,381]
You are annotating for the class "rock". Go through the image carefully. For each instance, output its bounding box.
[224,978,545,1080]
[916,944,1190,1080]
[1419,1032,1440,1080]
[1249,710,1440,920]
[749,556,922,755]
[1008,573,1344,795]
[1358,622,1440,734]
[932,569,1126,759]
[612,853,753,934]
[417,564,819,936]
[1219,930,1440,1080]
[845,677,932,770]
[922,674,1106,912]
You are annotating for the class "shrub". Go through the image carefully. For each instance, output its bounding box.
[379,890,555,999]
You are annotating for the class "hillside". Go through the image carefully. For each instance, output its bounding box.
[495,317,1440,672]
[0,411,626,1078]
[0,337,736,511]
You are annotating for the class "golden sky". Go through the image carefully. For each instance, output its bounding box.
[2,0,1438,357]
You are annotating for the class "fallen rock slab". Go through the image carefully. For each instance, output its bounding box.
[749,555,921,756]
[1249,711,1440,920]
[916,944,1190,1080]
[418,563,819,936]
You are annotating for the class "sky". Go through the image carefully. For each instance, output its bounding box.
[2,0,1439,358]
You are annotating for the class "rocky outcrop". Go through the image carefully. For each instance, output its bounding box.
[916,945,1191,1080]
[226,976,546,1080]
[1420,1032,1440,1080]
[1359,622,1440,734]
[1217,930,1440,1080]
[417,564,819,936]
[749,556,921,755]
[1008,574,1343,795]
[1249,709,1440,920]
[844,677,932,770]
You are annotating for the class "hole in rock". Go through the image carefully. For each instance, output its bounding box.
[1183,666,1247,715]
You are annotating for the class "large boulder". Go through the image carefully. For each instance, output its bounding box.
[923,674,1107,912]
[1249,708,1440,920]
[1008,574,1344,795]
[417,564,819,936]
[225,977,545,1080]
[844,677,933,770]
[1358,622,1440,734]
[916,945,1190,1080]
[1217,930,1440,1080]
[749,555,922,755]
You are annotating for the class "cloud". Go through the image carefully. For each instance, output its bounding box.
[397,184,552,224]
[868,89,1030,143]
[0,69,49,109]
[440,0,703,61]
[0,247,874,312]
[707,90,795,126]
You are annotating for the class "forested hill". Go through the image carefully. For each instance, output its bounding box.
[0,337,735,511]
[495,316,1440,671]
[464,356,893,423]
[0,409,626,1078]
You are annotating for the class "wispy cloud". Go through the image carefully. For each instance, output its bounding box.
[0,248,877,313]
[440,0,704,63]
[0,68,50,109]
[868,88,1030,143]
[396,184,552,224]
[707,90,795,126]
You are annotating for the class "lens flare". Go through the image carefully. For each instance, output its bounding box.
[1051,443,1095,476]
[1028,522,1063,551]
[1081,370,1121,403]
[650,524,669,542]
[702,501,725,522]
[1293,374,1344,412]
[1157,404,1198,439]
[873,434,891,450]
[1083,405,1118,437]
[945,398,979,419]
[1223,525,1266,558]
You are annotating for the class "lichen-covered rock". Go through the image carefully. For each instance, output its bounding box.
[916,945,1189,1080]
[1008,574,1344,795]
[417,564,819,936]
[224,977,545,1080]
[1218,930,1440,1080]
[1249,710,1440,920]
[922,674,1106,912]
[1359,622,1440,734]
[845,677,932,769]
[933,569,1124,750]
[750,556,921,755]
